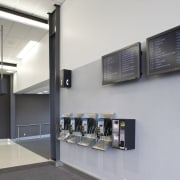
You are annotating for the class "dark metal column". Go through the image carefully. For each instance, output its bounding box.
[49,5,60,162]
[10,75,16,139]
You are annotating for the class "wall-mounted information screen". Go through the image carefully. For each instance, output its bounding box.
[102,42,141,85]
[146,26,180,76]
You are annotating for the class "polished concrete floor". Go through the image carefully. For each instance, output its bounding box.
[16,137,50,159]
[0,139,49,169]
[0,138,97,180]
[0,161,97,180]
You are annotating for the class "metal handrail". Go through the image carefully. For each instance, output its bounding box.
[16,123,50,140]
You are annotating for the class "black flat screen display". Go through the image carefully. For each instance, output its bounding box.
[146,26,180,76]
[102,42,141,85]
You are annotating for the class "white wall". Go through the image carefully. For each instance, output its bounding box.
[61,0,180,70]
[13,33,49,93]
[60,0,180,180]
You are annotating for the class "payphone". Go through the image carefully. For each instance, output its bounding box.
[92,113,114,151]
[66,114,83,144]
[78,113,97,147]
[112,119,135,150]
[57,114,71,141]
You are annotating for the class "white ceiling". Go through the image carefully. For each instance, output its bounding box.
[0,18,48,63]
[0,0,65,64]
[0,0,65,19]
[0,0,65,93]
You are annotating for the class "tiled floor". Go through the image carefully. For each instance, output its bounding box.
[0,139,49,169]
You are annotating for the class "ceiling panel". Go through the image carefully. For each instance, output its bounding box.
[0,0,65,93]
[8,24,30,39]
[0,17,47,63]
[0,0,65,19]
[0,0,65,64]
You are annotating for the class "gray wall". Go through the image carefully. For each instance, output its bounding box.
[60,58,180,180]
[0,75,10,139]
[60,1,180,179]
[15,94,50,138]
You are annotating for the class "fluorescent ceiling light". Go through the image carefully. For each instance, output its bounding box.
[43,90,49,93]
[37,92,43,94]
[0,11,48,30]
[1,65,17,74]
[6,70,13,73]
[3,65,17,71]
[17,41,38,59]
[37,90,49,94]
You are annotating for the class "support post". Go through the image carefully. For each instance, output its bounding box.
[49,5,60,161]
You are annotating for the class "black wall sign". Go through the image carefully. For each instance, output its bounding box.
[102,42,141,85]
[147,26,180,76]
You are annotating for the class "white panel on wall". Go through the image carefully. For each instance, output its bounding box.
[60,0,180,180]
[13,33,49,93]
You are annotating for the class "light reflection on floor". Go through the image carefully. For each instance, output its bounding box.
[0,139,49,169]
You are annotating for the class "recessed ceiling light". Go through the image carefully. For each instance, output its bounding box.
[17,41,38,59]
[37,92,43,94]
[6,70,13,73]
[43,90,49,93]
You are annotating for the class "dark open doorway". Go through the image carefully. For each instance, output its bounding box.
[0,75,10,139]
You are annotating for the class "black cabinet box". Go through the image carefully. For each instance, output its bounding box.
[60,69,72,88]
[112,119,135,150]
